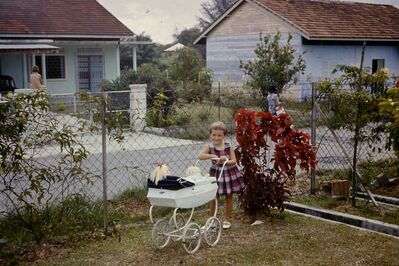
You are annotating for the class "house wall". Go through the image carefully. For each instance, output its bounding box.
[301,45,399,100]
[48,44,120,94]
[0,44,120,94]
[206,1,304,99]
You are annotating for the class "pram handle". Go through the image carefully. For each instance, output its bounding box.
[195,159,229,181]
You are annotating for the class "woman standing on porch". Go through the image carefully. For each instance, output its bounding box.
[30,65,44,91]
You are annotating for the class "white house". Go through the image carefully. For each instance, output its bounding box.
[0,0,143,94]
[194,0,399,100]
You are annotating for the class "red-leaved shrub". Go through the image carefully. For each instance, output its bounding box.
[235,109,317,219]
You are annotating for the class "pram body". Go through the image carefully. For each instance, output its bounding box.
[147,160,227,254]
[147,175,218,208]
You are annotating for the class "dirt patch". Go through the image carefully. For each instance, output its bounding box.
[0,239,72,266]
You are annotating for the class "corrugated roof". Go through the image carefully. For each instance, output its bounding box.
[0,0,133,38]
[254,0,399,40]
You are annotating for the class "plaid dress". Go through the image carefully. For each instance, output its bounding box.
[209,142,245,195]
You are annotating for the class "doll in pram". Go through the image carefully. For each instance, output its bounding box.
[147,160,227,254]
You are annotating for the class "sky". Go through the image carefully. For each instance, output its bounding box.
[97,0,204,44]
[97,0,399,45]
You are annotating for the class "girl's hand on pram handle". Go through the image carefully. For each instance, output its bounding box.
[211,156,228,165]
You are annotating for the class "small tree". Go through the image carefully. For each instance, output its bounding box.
[318,65,389,133]
[379,82,399,159]
[235,109,317,220]
[318,65,390,206]
[0,92,95,242]
[169,47,205,85]
[169,47,212,102]
[240,32,306,110]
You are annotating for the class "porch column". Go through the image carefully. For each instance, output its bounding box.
[22,54,28,88]
[116,45,120,76]
[41,53,46,86]
[132,46,137,71]
[31,53,36,66]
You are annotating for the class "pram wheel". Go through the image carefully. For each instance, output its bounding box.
[182,222,202,254]
[169,213,186,241]
[152,217,171,249]
[203,217,222,246]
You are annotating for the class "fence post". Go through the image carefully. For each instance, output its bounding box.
[129,84,147,131]
[101,91,108,234]
[310,83,317,194]
[73,94,77,114]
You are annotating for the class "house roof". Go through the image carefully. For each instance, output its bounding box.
[0,0,133,39]
[164,43,186,52]
[0,44,60,53]
[195,0,399,43]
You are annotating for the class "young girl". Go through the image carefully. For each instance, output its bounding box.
[198,121,245,229]
[266,85,281,115]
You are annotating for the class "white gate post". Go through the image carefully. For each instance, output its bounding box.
[129,84,147,130]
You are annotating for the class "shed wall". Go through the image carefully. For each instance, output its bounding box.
[206,1,303,100]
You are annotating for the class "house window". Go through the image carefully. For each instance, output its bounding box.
[35,55,66,79]
[372,59,385,73]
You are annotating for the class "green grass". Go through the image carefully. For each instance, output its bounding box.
[3,193,399,265]
[34,209,399,266]
[112,188,147,202]
[173,102,235,125]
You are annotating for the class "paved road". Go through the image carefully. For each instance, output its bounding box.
[1,126,393,213]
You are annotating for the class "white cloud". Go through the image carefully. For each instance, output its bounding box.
[97,0,203,44]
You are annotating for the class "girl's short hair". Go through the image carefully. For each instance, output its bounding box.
[209,121,227,135]
[269,84,277,93]
[32,65,40,73]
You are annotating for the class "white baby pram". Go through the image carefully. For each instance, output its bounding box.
[147,159,227,254]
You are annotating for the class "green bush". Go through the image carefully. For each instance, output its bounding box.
[56,103,66,111]
[145,91,172,127]
[359,158,399,188]
[174,81,211,103]
[170,110,192,126]
[0,193,137,244]
[113,188,147,202]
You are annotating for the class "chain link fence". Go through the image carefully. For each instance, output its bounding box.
[1,82,396,225]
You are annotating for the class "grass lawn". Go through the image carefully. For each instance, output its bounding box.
[30,205,399,266]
